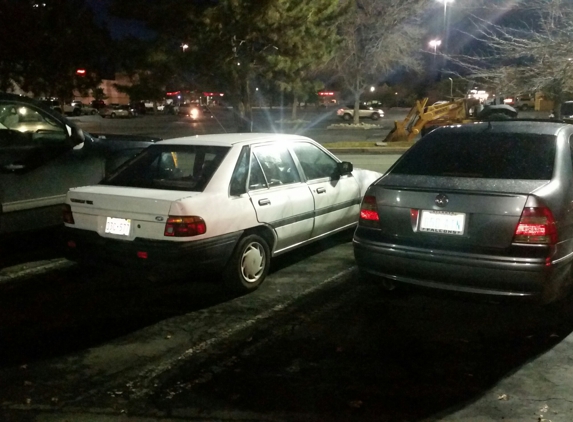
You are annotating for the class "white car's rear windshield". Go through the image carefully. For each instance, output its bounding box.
[391,132,556,180]
[102,145,230,191]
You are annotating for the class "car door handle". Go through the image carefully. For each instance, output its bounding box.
[258,199,271,206]
[316,187,326,194]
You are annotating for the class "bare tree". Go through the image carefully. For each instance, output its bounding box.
[330,0,429,124]
[449,0,573,117]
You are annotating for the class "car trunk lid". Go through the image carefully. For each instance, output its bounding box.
[368,175,550,250]
[67,185,199,240]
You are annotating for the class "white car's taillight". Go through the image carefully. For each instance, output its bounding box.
[164,216,206,237]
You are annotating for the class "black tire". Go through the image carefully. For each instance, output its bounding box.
[343,113,352,121]
[371,112,380,120]
[110,113,116,118]
[91,110,97,115]
[73,108,81,116]
[223,234,271,293]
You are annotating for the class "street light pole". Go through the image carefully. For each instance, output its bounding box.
[436,0,454,53]
[448,77,453,100]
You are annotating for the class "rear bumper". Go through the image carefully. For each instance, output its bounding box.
[353,234,570,301]
[64,227,241,274]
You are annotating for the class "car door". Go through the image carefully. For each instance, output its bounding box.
[291,141,361,238]
[0,100,105,232]
[247,144,314,253]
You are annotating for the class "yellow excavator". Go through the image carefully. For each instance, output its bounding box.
[384,97,518,142]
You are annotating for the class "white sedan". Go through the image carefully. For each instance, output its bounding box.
[63,133,382,293]
[337,104,384,121]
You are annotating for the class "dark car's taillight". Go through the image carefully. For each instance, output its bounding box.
[513,206,557,245]
[63,204,74,224]
[164,216,206,237]
[359,195,380,227]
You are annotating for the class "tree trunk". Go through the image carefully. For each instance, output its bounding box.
[291,94,298,121]
[353,97,360,125]
[553,91,564,120]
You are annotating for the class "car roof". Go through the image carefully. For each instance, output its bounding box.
[157,133,315,148]
[432,120,572,137]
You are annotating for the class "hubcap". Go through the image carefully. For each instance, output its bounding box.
[240,242,264,283]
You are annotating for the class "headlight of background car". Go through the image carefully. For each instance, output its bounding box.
[190,108,199,119]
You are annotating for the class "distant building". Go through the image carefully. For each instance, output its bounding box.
[74,73,131,105]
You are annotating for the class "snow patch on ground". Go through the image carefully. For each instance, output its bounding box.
[327,122,382,130]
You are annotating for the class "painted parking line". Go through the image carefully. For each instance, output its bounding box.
[123,266,357,400]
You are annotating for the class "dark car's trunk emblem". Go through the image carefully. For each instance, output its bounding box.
[435,193,449,207]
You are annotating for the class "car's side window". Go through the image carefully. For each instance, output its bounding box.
[252,144,301,187]
[291,142,338,180]
[230,146,249,196]
[248,152,268,190]
[0,102,67,146]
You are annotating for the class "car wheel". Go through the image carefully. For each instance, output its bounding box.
[110,112,116,118]
[343,113,352,121]
[73,108,81,116]
[223,234,270,293]
[91,110,97,115]
[371,112,380,120]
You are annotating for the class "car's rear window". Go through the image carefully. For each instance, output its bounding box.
[391,132,556,180]
[102,145,230,191]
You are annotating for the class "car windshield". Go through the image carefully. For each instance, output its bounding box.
[101,144,230,191]
[391,131,556,180]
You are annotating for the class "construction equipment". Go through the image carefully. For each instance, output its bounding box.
[384,97,518,143]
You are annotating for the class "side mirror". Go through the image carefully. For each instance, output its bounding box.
[69,126,85,147]
[337,161,353,175]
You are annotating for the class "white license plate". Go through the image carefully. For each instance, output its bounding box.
[419,210,466,235]
[105,217,131,236]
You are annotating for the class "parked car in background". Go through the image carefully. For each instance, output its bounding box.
[64,102,98,116]
[63,133,382,292]
[130,102,146,115]
[99,104,134,118]
[337,104,384,121]
[39,98,63,114]
[354,120,573,304]
[514,94,535,111]
[90,99,106,110]
[550,101,573,122]
[0,93,160,235]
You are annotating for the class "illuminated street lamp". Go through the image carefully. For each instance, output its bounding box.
[181,43,189,52]
[429,39,442,54]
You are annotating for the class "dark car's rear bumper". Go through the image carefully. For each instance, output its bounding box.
[64,227,241,275]
[353,231,571,302]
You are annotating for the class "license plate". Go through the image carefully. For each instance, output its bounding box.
[105,217,131,236]
[419,210,466,235]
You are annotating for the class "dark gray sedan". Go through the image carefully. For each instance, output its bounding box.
[353,120,573,304]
